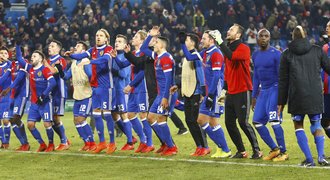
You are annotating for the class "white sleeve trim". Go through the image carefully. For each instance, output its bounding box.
[86,51,91,57]
[163,69,172,73]
[212,67,221,70]
[47,76,54,80]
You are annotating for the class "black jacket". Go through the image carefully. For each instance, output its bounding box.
[278,38,330,114]
[124,50,158,105]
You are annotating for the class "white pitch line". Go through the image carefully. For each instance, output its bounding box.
[2,150,330,170]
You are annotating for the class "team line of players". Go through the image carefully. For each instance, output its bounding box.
[0,24,329,164]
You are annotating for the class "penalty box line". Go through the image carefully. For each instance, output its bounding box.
[3,150,330,170]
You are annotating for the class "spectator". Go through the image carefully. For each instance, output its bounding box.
[0,2,6,22]
[271,25,281,46]
[245,23,258,52]
[193,9,205,31]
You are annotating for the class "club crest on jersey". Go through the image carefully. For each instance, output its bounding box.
[206,55,210,62]
[37,71,42,77]
[99,50,104,56]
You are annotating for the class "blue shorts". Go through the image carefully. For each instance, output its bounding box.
[149,93,178,116]
[253,86,281,124]
[9,96,28,118]
[113,90,128,112]
[92,87,115,110]
[27,101,53,122]
[73,98,92,117]
[127,93,149,113]
[0,101,11,119]
[53,97,66,116]
[199,94,223,118]
[322,94,330,119]
[292,114,322,122]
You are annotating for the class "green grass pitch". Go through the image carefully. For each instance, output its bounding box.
[1,110,329,179]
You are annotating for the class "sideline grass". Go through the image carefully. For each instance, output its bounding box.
[1,110,330,179]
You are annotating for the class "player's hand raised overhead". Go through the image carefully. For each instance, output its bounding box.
[209,30,223,45]
[178,31,187,44]
[149,26,160,37]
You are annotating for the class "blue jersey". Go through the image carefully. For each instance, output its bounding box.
[9,61,29,98]
[141,35,176,99]
[15,45,56,104]
[202,45,224,96]
[252,46,281,98]
[0,60,12,103]
[88,45,113,88]
[130,50,147,94]
[112,51,131,90]
[48,54,68,98]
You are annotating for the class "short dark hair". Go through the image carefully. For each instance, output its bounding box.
[50,39,62,50]
[77,41,88,50]
[0,46,9,52]
[187,33,199,49]
[116,34,128,44]
[33,50,46,60]
[158,36,169,48]
[233,23,245,39]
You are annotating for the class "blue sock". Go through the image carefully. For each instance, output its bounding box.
[81,121,95,142]
[30,128,44,144]
[115,118,126,134]
[19,124,28,144]
[212,125,230,152]
[142,118,153,146]
[122,119,133,143]
[314,135,325,160]
[56,123,67,144]
[3,124,11,144]
[158,122,174,147]
[76,124,87,142]
[201,123,216,146]
[0,126,3,143]
[52,124,61,139]
[295,129,313,163]
[93,113,105,142]
[46,127,54,144]
[272,124,287,153]
[130,117,146,144]
[13,125,25,145]
[104,113,115,143]
[151,121,164,143]
[255,124,277,150]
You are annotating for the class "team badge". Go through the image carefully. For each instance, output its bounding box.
[99,50,104,56]
[37,71,42,77]
[206,55,210,62]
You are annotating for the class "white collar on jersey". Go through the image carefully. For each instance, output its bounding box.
[96,44,106,50]
[206,45,217,54]
[50,54,60,62]
[33,64,43,70]
[0,61,9,67]
[157,51,167,58]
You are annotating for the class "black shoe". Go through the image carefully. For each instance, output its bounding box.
[251,150,263,159]
[177,129,188,135]
[318,158,330,166]
[230,151,248,158]
[300,159,315,167]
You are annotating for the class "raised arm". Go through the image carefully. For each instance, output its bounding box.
[140,35,156,58]
[16,45,30,71]
[181,44,204,61]
[124,52,146,67]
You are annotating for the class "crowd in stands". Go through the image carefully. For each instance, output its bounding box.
[0,0,330,98]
